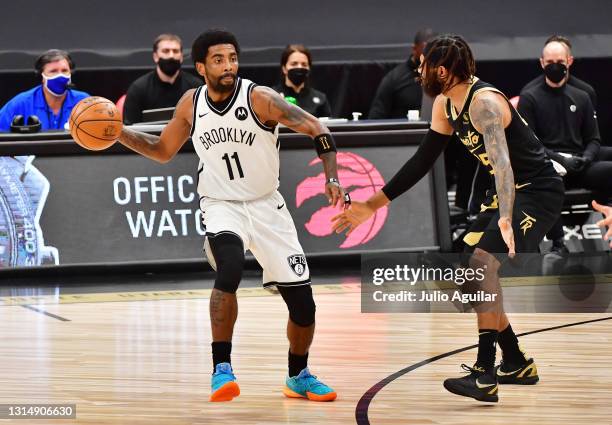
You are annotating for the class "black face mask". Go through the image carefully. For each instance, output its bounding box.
[543,63,567,84]
[158,57,181,77]
[287,67,309,86]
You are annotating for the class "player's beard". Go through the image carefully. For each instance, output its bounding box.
[211,72,237,93]
[420,69,445,97]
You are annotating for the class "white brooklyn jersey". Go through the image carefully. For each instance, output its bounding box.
[190,78,280,201]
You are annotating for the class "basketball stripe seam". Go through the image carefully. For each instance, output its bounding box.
[71,99,108,127]
[75,125,119,142]
[74,118,122,123]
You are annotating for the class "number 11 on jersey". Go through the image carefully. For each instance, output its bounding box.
[222,152,245,180]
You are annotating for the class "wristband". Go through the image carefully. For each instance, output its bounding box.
[313,133,337,156]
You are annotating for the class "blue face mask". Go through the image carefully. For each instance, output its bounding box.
[43,73,71,96]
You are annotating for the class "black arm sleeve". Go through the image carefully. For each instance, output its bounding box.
[381,129,451,201]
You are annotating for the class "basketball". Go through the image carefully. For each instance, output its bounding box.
[69,96,122,151]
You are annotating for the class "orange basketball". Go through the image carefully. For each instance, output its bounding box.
[69,97,122,151]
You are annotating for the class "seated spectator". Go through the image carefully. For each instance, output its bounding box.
[123,34,201,124]
[0,49,89,132]
[518,38,612,253]
[522,35,597,109]
[368,28,435,119]
[273,44,331,117]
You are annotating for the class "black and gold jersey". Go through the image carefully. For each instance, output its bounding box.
[445,78,557,188]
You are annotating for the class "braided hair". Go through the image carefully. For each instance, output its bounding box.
[420,34,475,96]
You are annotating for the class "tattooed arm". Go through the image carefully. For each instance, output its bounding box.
[470,91,516,255]
[117,89,195,163]
[250,85,328,137]
[251,86,345,206]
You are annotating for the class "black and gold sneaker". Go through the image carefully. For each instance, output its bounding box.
[443,364,499,403]
[496,357,539,385]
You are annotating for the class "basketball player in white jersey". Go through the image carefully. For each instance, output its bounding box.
[116,29,345,402]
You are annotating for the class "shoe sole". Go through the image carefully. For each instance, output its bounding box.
[443,381,498,403]
[498,376,539,385]
[283,386,337,402]
[210,381,240,402]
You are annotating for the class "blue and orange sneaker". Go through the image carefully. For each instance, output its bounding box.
[210,362,240,402]
[283,368,337,401]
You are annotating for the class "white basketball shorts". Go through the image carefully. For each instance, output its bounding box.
[200,190,310,291]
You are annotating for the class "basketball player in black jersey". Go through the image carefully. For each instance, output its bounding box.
[333,34,564,402]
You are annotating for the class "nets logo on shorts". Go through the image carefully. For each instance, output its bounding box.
[235,107,248,121]
[287,254,307,277]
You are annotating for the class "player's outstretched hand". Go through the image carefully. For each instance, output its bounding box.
[592,200,612,247]
[332,201,375,235]
[325,181,348,208]
[498,217,516,258]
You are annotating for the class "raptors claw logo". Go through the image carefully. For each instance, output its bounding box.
[296,152,388,248]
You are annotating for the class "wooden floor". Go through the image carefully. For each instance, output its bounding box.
[0,285,610,424]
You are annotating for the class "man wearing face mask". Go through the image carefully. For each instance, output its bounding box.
[123,34,202,125]
[518,39,612,253]
[273,44,331,118]
[0,49,89,132]
[522,35,597,109]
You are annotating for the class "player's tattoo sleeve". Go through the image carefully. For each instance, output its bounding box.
[471,95,515,220]
[118,127,164,162]
[255,86,327,137]
[119,89,193,163]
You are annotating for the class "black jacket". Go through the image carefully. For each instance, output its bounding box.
[368,57,422,119]
[272,83,331,118]
[518,78,600,161]
[123,70,202,124]
[522,74,597,109]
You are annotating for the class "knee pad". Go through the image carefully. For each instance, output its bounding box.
[278,285,316,327]
[208,233,245,294]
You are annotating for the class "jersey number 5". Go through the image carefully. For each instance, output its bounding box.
[222,152,245,180]
[477,152,495,175]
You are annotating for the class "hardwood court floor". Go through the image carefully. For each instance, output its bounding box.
[0,284,610,424]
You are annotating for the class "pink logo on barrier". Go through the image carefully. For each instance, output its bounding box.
[296,152,388,248]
